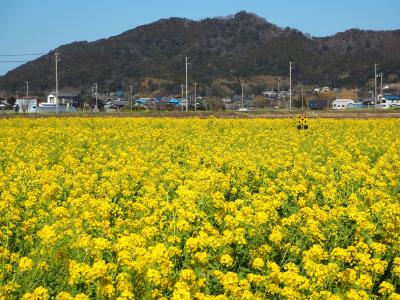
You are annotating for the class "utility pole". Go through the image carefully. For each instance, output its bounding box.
[55,52,60,113]
[241,81,244,109]
[277,77,281,108]
[181,83,184,100]
[129,85,133,112]
[181,84,184,111]
[185,57,189,112]
[374,63,377,109]
[378,73,384,98]
[301,85,304,110]
[289,62,294,111]
[25,81,29,98]
[194,82,197,112]
[94,82,98,112]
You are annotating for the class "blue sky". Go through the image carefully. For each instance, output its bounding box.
[1,0,399,75]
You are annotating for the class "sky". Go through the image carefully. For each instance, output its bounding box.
[1,0,399,75]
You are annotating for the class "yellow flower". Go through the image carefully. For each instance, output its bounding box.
[355,274,372,289]
[1,117,400,298]
[22,287,49,300]
[18,257,33,272]
[55,292,74,300]
[346,289,369,300]
[388,293,400,300]
[269,227,283,245]
[101,284,115,298]
[172,289,191,300]
[220,254,234,267]
[147,268,162,286]
[393,257,400,278]
[379,281,395,295]
[37,225,57,246]
[74,294,90,300]
[179,269,196,283]
[252,258,265,270]
[194,252,208,264]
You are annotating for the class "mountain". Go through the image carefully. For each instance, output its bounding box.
[1,11,399,96]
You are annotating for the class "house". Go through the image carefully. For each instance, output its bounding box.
[15,98,38,113]
[39,90,78,113]
[332,99,355,109]
[380,94,400,109]
[156,97,181,110]
[47,90,79,107]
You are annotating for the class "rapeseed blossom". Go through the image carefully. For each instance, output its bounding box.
[0,117,399,298]
[18,257,33,272]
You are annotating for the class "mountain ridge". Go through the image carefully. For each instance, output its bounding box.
[1,11,399,96]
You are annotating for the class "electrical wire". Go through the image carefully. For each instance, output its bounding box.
[0,53,47,56]
[0,60,32,63]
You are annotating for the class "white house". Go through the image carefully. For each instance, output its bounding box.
[47,91,77,106]
[15,98,38,113]
[332,99,355,109]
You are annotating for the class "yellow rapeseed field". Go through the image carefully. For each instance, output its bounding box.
[0,117,400,299]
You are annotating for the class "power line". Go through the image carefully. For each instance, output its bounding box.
[0,60,32,63]
[0,53,47,56]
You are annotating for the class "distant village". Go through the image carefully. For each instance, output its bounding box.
[1,61,400,114]
[1,82,400,114]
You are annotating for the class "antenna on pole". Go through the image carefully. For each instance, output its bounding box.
[94,82,98,112]
[181,84,184,111]
[277,77,281,109]
[289,62,294,111]
[374,63,377,109]
[185,57,189,112]
[55,52,60,113]
[194,82,197,112]
[241,81,244,109]
[128,85,133,112]
[378,73,384,100]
